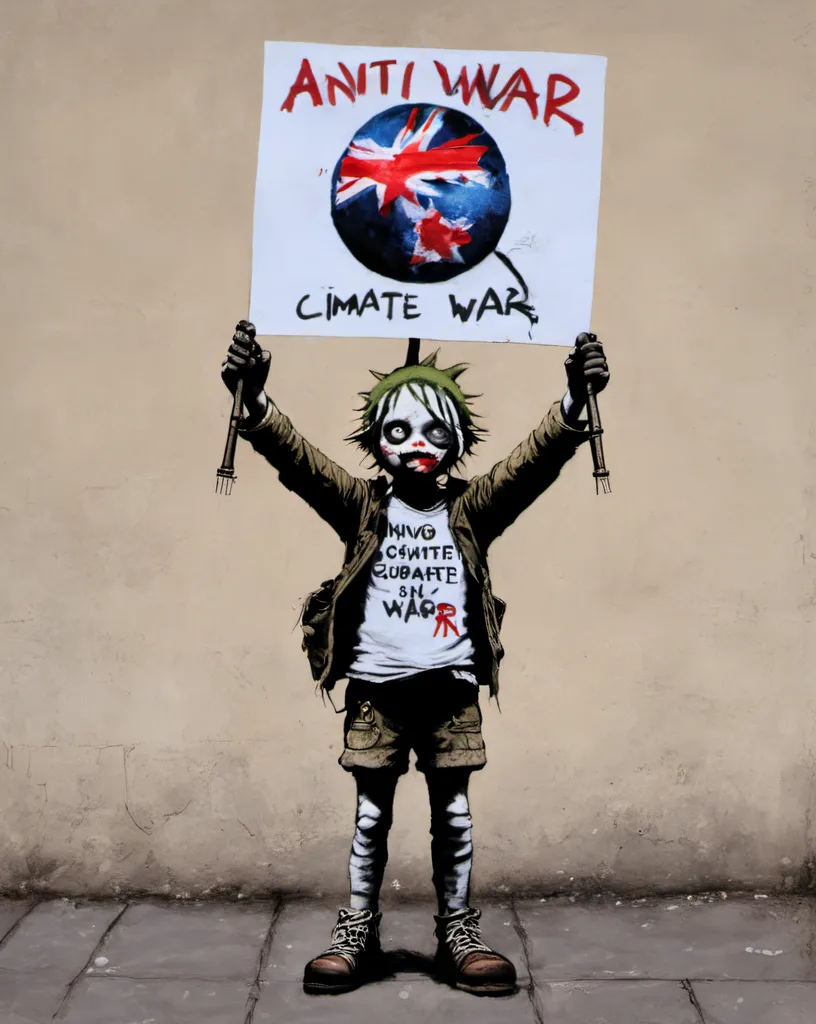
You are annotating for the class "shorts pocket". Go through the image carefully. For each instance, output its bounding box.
[345,701,381,750]
[446,704,482,733]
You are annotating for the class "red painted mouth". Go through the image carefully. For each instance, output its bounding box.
[405,454,439,473]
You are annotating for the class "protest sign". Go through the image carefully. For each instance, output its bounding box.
[250,41,606,345]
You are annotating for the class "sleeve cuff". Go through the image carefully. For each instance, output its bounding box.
[238,395,275,433]
[555,395,589,433]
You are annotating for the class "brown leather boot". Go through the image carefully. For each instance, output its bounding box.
[303,908,383,994]
[434,907,517,996]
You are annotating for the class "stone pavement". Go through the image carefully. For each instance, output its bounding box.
[0,893,813,1023]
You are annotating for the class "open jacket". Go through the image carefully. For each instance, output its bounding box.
[240,399,589,698]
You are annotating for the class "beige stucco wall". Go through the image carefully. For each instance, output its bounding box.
[1,0,814,899]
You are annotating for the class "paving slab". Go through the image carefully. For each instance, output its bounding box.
[97,900,274,981]
[255,979,536,1022]
[694,980,816,1023]
[265,901,339,981]
[536,979,702,1023]
[516,895,816,981]
[0,900,124,975]
[0,901,36,944]
[57,976,253,1023]
[0,968,73,1023]
[265,899,528,984]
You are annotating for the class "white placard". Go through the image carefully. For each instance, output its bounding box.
[250,41,606,345]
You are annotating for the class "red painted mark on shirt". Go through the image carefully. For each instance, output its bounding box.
[433,603,460,638]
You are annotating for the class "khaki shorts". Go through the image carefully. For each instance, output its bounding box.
[338,673,487,774]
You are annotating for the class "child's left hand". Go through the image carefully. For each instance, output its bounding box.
[564,332,610,404]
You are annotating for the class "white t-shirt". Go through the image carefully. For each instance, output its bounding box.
[347,496,476,684]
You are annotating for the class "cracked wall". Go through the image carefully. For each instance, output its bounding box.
[1,0,815,896]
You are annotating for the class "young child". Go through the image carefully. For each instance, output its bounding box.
[221,324,609,996]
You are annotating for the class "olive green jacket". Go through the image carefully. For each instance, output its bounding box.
[240,399,589,697]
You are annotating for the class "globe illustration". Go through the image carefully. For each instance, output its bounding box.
[331,103,511,284]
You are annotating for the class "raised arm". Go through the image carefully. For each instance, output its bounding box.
[462,333,609,546]
[221,322,367,541]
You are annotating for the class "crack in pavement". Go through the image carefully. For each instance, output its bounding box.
[52,904,129,1021]
[0,901,40,953]
[244,897,284,1024]
[510,898,544,1024]
[681,978,708,1023]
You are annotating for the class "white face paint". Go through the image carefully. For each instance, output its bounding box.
[376,385,462,476]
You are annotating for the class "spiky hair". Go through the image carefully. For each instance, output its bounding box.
[347,350,485,466]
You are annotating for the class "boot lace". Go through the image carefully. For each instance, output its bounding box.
[440,908,493,967]
[323,909,378,966]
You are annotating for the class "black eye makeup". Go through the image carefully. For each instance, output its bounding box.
[424,421,453,448]
[383,420,410,444]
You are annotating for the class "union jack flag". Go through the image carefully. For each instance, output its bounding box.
[334,106,491,217]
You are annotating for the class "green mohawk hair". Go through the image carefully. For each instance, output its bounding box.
[347,350,486,465]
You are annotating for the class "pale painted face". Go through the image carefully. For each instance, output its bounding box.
[376,386,462,476]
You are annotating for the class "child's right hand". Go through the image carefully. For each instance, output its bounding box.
[221,321,270,421]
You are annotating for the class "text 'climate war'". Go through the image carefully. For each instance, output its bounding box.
[296,287,531,324]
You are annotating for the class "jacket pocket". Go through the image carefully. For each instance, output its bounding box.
[302,578,335,625]
[300,578,336,673]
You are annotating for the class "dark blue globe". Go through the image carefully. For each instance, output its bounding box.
[331,103,511,284]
